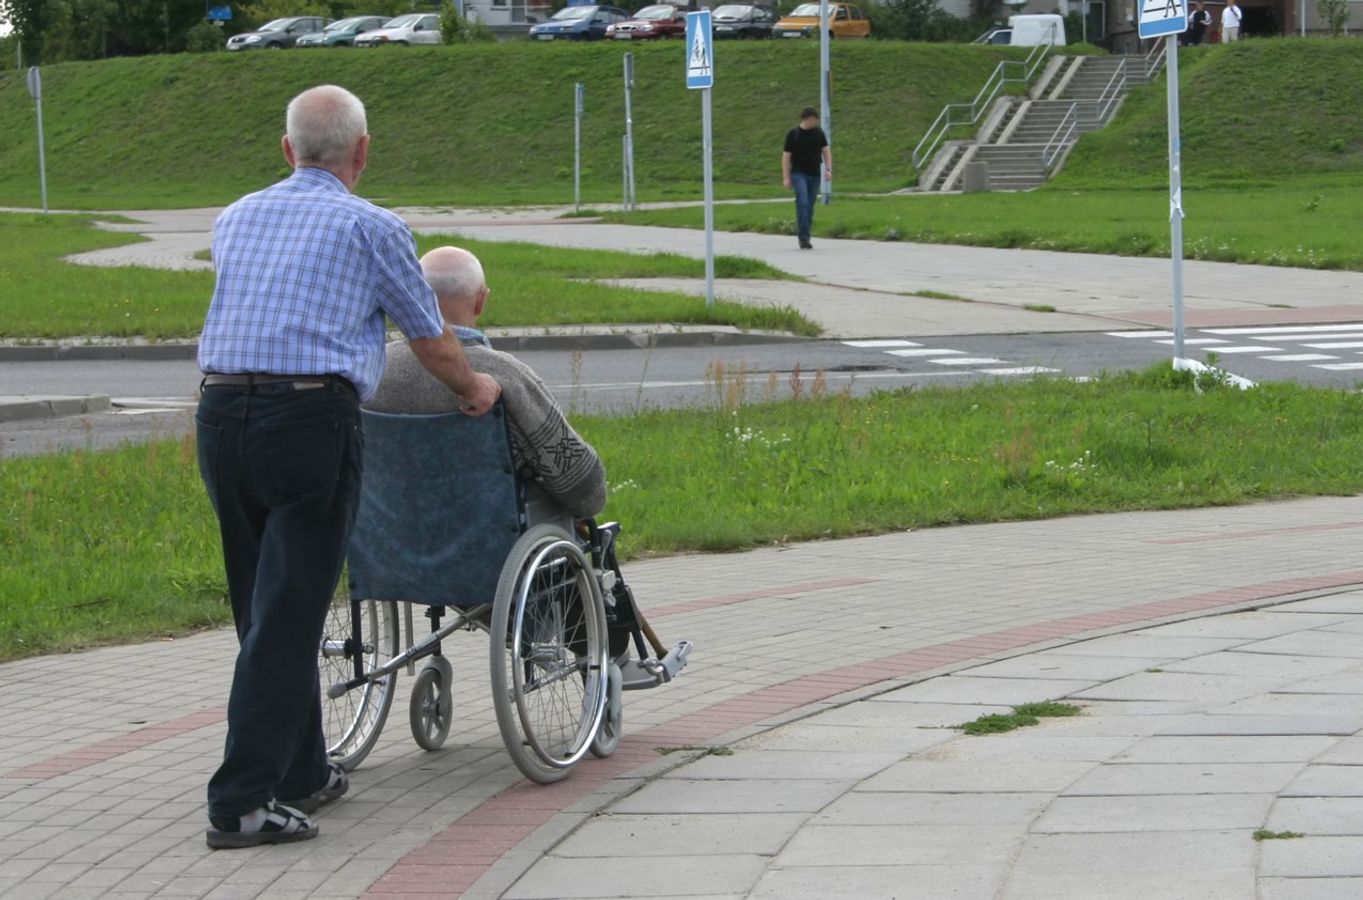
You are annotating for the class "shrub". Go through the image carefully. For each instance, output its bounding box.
[440,3,497,42]
[185,21,226,52]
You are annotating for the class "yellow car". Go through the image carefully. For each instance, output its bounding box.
[772,2,871,38]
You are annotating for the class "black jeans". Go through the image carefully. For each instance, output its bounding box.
[196,382,363,818]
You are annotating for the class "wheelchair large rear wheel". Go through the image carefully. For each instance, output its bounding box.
[490,524,609,784]
[321,596,400,771]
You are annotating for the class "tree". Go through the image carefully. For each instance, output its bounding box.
[1316,0,1349,35]
[6,0,56,63]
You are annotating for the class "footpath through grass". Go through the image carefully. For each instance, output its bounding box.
[606,176,1363,271]
[0,213,814,338]
[7,365,1363,661]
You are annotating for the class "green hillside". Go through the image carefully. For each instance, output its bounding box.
[1057,40,1363,189]
[0,41,1026,209]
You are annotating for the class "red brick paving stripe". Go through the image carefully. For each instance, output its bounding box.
[0,708,226,780]
[366,568,1363,899]
[645,577,881,618]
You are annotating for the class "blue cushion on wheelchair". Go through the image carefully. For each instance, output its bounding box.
[348,406,523,608]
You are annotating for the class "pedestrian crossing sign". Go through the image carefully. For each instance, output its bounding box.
[1139,0,1188,38]
[685,11,714,90]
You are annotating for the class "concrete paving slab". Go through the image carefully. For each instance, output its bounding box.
[857,760,1093,794]
[1239,632,1363,659]
[1045,635,1253,659]
[1033,793,1274,833]
[748,864,1003,900]
[735,723,957,754]
[1156,714,1363,737]
[1260,877,1363,900]
[1214,693,1363,718]
[660,750,901,782]
[915,734,1140,763]
[773,824,1020,867]
[1276,671,1363,695]
[549,813,805,858]
[1268,797,1363,835]
[1000,831,1256,900]
[608,779,854,815]
[806,701,1014,729]
[503,854,768,899]
[877,676,1097,706]
[1065,763,1304,796]
[1259,836,1363,877]
[1162,651,1359,680]
[1142,612,1354,640]
[1282,766,1363,799]
[1113,735,1337,764]
[1263,597,1363,615]
[1314,737,1363,764]
[959,653,1168,682]
[813,792,1048,827]
[1073,672,1284,704]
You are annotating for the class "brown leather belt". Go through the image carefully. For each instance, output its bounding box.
[201,373,355,393]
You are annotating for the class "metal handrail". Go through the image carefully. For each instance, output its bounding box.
[1144,37,1168,78]
[1041,102,1078,171]
[911,26,1058,171]
[1094,59,1128,124]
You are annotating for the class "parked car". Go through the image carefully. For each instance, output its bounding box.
[295,15,392,46]
[354,12,441,45]
[606,4,687,39]
[225,16,327,50]
[529,5,629,40]
[711,3,777,38]
[772,2,869,38]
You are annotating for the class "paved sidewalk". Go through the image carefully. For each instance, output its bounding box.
[5,496,1363,898]
[54,207,1363,338]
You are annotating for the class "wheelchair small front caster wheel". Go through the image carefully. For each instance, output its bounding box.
[590,661,624,759]
[410,656,454,751]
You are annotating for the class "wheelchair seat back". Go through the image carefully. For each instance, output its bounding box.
[348,405,523,608]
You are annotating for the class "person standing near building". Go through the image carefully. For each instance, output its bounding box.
[196,84,499,849]
[1221,0,1242,41]
[781,106,832,250]
[1189,1,1211,43]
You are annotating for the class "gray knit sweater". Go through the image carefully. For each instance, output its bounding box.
[367,340,608,518]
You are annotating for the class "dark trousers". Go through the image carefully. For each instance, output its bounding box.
[196,382,363,818]
[791,171,820,243]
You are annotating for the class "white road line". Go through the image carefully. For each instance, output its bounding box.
[1303,342,1363,349]
[1262,354,1339,362]
[842,339,922,348]
[1204,346,1283,354]
[1154,338,1228,346]
[1204,324,1363,336]
[1313,363,1363,371]
[979,366,1062,376]
[930,357,1006,366]
[1106,331,1175,338]
[886,348,962,357]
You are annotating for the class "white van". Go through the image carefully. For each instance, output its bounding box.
[974,13,1067,46]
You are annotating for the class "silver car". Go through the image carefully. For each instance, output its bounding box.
[353,12,441,45]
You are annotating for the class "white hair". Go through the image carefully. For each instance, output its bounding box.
[285,85,367,167]
[422,249,486,302]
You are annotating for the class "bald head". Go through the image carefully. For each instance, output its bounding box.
[421,246,488,327]
[282,85,370,190]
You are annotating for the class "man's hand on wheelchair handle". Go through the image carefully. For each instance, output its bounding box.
[458,372,501,417]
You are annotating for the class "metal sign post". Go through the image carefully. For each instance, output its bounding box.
[623,53,637,211]
[26,67,48,214]
[818,0,831,205]
[573,82,584,213]
[1139,0,1188,362]
[685,10,715,310]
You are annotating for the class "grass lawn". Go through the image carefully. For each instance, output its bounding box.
[6,365,1363,661]
[0,212,815,338]
[605,175,1363,271]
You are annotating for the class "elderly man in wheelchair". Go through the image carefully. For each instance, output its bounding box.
[319,246,691,785]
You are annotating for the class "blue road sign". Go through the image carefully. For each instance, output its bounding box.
[1139,0,1187,38]
[207,4,232,20]
[685,11,714,90]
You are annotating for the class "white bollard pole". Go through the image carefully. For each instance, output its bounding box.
[702,86,715,309]
[623,53,637,211]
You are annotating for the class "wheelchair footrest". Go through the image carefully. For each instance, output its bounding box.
[620,640,693,691]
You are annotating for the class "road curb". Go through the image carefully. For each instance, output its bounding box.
[0,395,112,423]
[0,330,812,362]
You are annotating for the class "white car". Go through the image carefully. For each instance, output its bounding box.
[354,12,441,45]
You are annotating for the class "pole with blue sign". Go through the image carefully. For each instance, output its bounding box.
[623,53,637,211]
[685,10,715,309]
[1140,0,1188,362]
[818,0,830,205]
[26,67,48,214]
[574,82,584,213]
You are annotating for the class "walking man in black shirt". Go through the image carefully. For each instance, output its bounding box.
[781,106,832,250]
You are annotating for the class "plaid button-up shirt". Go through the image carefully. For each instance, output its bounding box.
[198,167,445,401]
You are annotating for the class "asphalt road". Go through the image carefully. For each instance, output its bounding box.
[6,324,1363,457]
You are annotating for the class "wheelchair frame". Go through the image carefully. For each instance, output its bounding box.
[319,407,691,785]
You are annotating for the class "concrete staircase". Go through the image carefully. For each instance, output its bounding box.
[924,47,1164,193]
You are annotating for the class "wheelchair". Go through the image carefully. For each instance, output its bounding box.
[318,404,692,784]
